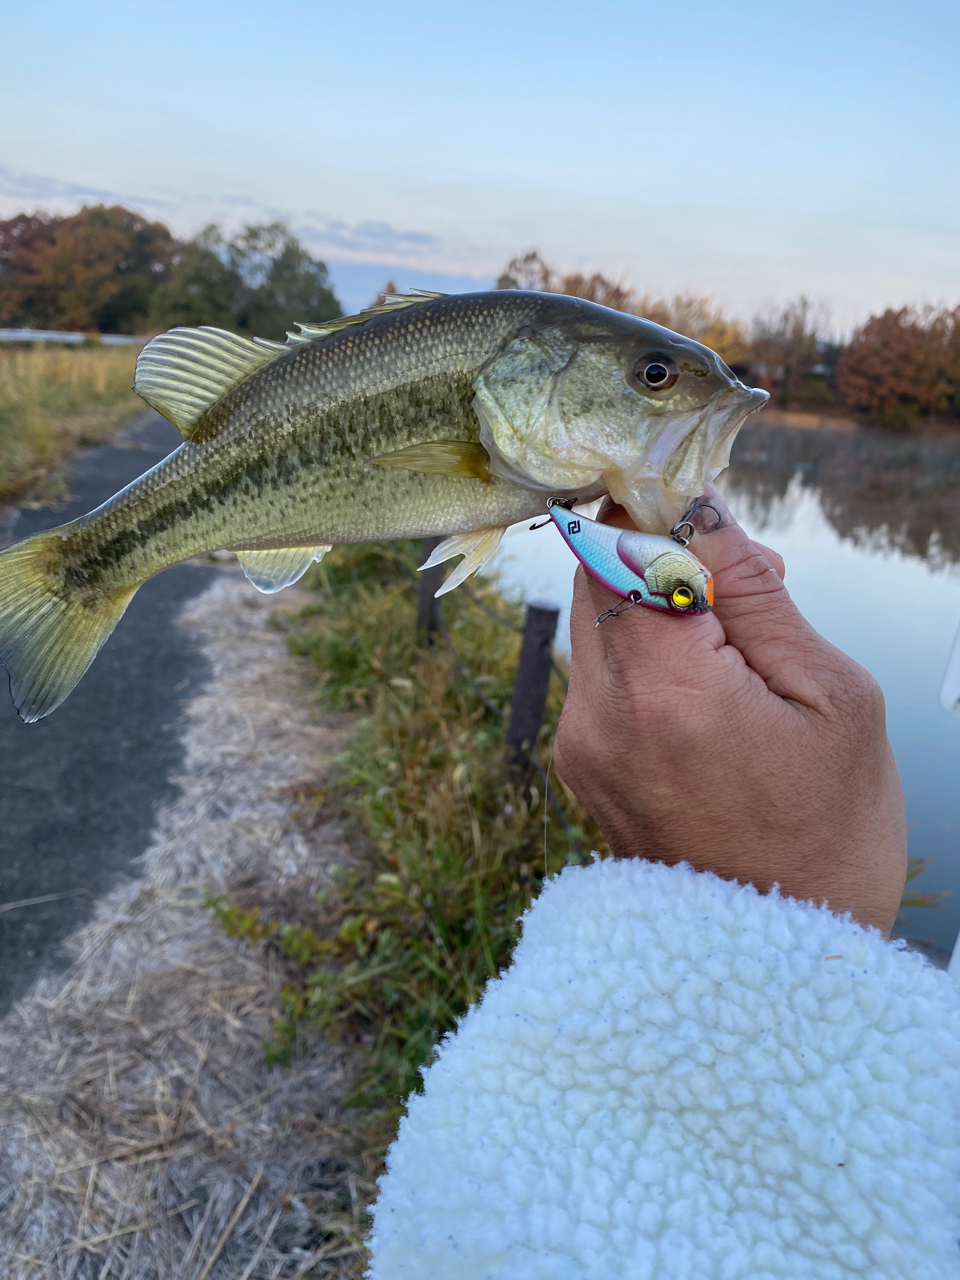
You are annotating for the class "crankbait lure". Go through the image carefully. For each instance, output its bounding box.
[546,499,714,623]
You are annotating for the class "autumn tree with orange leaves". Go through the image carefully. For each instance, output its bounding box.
[837,307,960,427]
[0,205,178,333]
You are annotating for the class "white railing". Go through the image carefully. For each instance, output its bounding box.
[0,329,148,345]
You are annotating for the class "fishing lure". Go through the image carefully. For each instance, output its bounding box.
[546,499,714,624]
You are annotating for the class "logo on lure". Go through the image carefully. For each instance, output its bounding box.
[546,499,714,622]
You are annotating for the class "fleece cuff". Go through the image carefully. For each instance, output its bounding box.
[369,856,960,1280]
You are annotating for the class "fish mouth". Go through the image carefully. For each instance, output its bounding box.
[644,381,768,503]
[705,381,769,449]
[736,384,770,416]
[680,381,769,492]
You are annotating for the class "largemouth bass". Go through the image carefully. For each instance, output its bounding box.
[0,289,767,721]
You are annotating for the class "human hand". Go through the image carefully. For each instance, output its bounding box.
[554,487,907,935]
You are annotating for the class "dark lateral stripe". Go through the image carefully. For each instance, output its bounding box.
[65,439,333,586]
[64,372,479,587]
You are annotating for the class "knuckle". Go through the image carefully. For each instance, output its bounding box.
[553,705,597,786]
[827,656,886,725]
[723,546,787,597]
[856,670,886,722]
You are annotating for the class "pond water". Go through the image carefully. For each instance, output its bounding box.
[488,420,960,954]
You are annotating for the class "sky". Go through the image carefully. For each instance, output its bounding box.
[1,0,958,326]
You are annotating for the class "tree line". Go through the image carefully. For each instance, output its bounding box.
[0,205,341,342]
[498,252,960,431]
[1,210,957,430]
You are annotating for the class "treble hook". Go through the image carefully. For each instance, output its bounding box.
[670,498,724,546]
[533,495,577,530]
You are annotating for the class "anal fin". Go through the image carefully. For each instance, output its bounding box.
[420,527,507,597]
[235,545,331,593]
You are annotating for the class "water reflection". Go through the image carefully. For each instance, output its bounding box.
[725,423,960,955]
[491,420,960,955]
[728,421,960,568]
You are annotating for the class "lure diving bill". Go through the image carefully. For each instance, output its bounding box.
[547,500,713,619]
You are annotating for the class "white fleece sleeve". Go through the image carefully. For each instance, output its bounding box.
[367,857,960,1280]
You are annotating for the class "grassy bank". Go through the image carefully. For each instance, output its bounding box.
[209,541,606,1117]
[0,343,142,505]
[210,545,944,1104]
[205,539,944,1270]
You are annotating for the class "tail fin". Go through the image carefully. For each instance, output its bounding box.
[0,532,138,722]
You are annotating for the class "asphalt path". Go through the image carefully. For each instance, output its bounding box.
[0,413,217,1014]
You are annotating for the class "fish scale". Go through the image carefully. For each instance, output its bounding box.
[0,288,767,720]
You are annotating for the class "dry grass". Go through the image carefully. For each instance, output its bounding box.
[0,565,374,1278]
[0,345,142,504]
[210,543,606,1114]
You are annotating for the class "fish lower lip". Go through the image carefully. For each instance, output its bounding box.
[732,383,770,411]
[745,387,770,410]
[707,385,768,431]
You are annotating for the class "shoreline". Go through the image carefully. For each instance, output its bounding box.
[754,406,960,440]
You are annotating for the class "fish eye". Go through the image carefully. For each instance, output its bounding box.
[671,586,695,608]
[634,353,679,391]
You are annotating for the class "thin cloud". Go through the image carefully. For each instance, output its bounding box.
[296,215,440,260]
[0,164,171,211]
[220,194,262,209]
[0,171,476,276]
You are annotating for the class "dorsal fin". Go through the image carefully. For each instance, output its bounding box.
[134,326,287,439]
[135,290,448,440]
[284,289,446,347]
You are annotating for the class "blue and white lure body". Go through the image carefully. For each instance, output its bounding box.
[547,500,713,620]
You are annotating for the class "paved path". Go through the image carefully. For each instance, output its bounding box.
[0,414,217,1014]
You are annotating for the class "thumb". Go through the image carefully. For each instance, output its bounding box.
[686,486,845,707]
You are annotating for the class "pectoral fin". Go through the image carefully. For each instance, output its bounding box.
[368,440,492,482]
[235,545,331,593]
[419,526,507,597]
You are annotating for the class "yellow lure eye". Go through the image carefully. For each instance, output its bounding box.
[671,586,695,608]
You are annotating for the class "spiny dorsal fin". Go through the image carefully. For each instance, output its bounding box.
[235,545,331,594]
[134,326,287,439]
[285,289,446,347]
[368,440,492,482]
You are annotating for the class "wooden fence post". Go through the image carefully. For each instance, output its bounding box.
[507,601,559,769]
[417,536,445,639]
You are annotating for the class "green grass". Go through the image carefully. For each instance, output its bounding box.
[0,343,142,504]
[207,540,608,1114]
